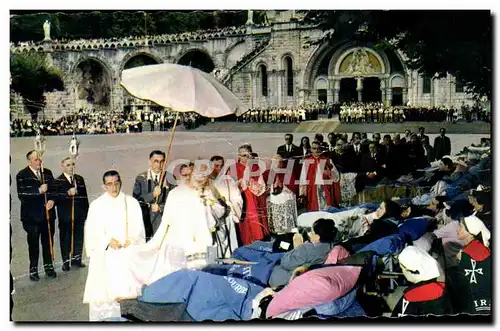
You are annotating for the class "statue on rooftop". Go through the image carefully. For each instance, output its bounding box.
[43,20,51,41]
[246,10,254,26]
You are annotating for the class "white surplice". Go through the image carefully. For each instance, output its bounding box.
[212,177,243,258]
[82,184,228,317]
[82,191,145,320]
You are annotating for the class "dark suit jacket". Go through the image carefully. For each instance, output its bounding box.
[433,135,451,160]
[359,152,384,174]
[424,145,435,165]
[16,166,56,224]
[277,144,301,160]
[407,142,427,171]
[54,173,89,222]
[349,144,363,172]
[330,149,356,173]
[133,171,175,225]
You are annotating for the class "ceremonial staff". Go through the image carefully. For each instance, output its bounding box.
[155,111,179,247]
[34,129,55,260]
[68,132,80,261]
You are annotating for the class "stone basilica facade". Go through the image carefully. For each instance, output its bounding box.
[10,10,474,120]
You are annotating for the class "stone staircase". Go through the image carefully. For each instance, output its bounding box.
[222,36,272,85]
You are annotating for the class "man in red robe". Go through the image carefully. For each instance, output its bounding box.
[230,145,270,246]
[299,141,341,211]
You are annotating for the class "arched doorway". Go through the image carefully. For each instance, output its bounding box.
[339,78,357,103]
[391,75,405,106]
[314,77,328,103]
[75,59,111,111]
[362,77,381,103]
[177,50,215,73]
[122,54,162,116]
[124,54,159,70]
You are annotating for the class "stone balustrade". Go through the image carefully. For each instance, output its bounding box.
[10,26,247,53]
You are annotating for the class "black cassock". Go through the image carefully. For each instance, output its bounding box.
[446,240,491,315]
[392,280,453,317]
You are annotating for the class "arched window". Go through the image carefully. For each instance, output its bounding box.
[423,75,431,94]
[260,65,268,97]
[285,57,294,96]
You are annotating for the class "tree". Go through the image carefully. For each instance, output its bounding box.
[10,52,64,120]
[304,10,492,99]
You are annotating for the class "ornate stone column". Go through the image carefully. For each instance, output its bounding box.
[385,78,393,106]
[380,79,386,104]
[251,71,258,108]
[356,77,364,102]
[327,78,334,104]
[277,70,284,107]
[334,79,341,103]
[402,88,408,106]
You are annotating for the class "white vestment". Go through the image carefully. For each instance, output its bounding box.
[212,177,243,258]
[82,191,145,320]
[83,184,228,320]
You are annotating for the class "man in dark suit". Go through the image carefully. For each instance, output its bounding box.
[276,133,301,160]
[418,127,429,145]
[350,132,363,172]
[355,142,384,191]
[133,150,175,241]
[326,132,337,152]
[54,157,89,271]
[330,138,355,173]
[433,127,451,161]
[16,150,57,281]
[407,133,427,172]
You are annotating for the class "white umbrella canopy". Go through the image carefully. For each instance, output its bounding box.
[121,63,248,118]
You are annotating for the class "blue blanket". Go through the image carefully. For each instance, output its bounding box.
[357,233,406,256]
[139,270,264,321]
[203,257,279,288]
[314,288,358,316]
[232,241,285,263]
[397,217,433,242]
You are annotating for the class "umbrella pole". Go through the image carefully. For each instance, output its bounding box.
[158,111,180,192]
[156,111,179,248]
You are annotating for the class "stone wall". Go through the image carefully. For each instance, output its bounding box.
[407,70,475,107]
[10,13,481,120]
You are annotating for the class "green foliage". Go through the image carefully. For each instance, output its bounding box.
[10,10,262,42]
[10,52,64,120]
[305,10,492,99]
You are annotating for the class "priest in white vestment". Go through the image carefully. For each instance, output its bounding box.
[98,163,229,301]
[83,170,145,321]
[209,155,243,258]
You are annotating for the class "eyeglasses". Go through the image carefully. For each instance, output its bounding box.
[239,154,250,157]
[104,181,121,187]
[64,163,75,166]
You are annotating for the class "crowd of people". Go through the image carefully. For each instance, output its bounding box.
[12,122,491,321]
[238,101,327,123]
[10,109,207,137]
[338,102,491,123]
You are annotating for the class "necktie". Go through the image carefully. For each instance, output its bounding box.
[155,175,159,186]
[36,171,41,180]
[69,175,73,184]
[287,145,290,153]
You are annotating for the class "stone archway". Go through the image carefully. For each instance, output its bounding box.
[121,53,163,115]
[123,53,161,70]
[177,49,215,73]
[73,58,112,110]
[120,51,163,73]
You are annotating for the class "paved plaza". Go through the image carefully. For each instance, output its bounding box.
[10,130,490,321]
